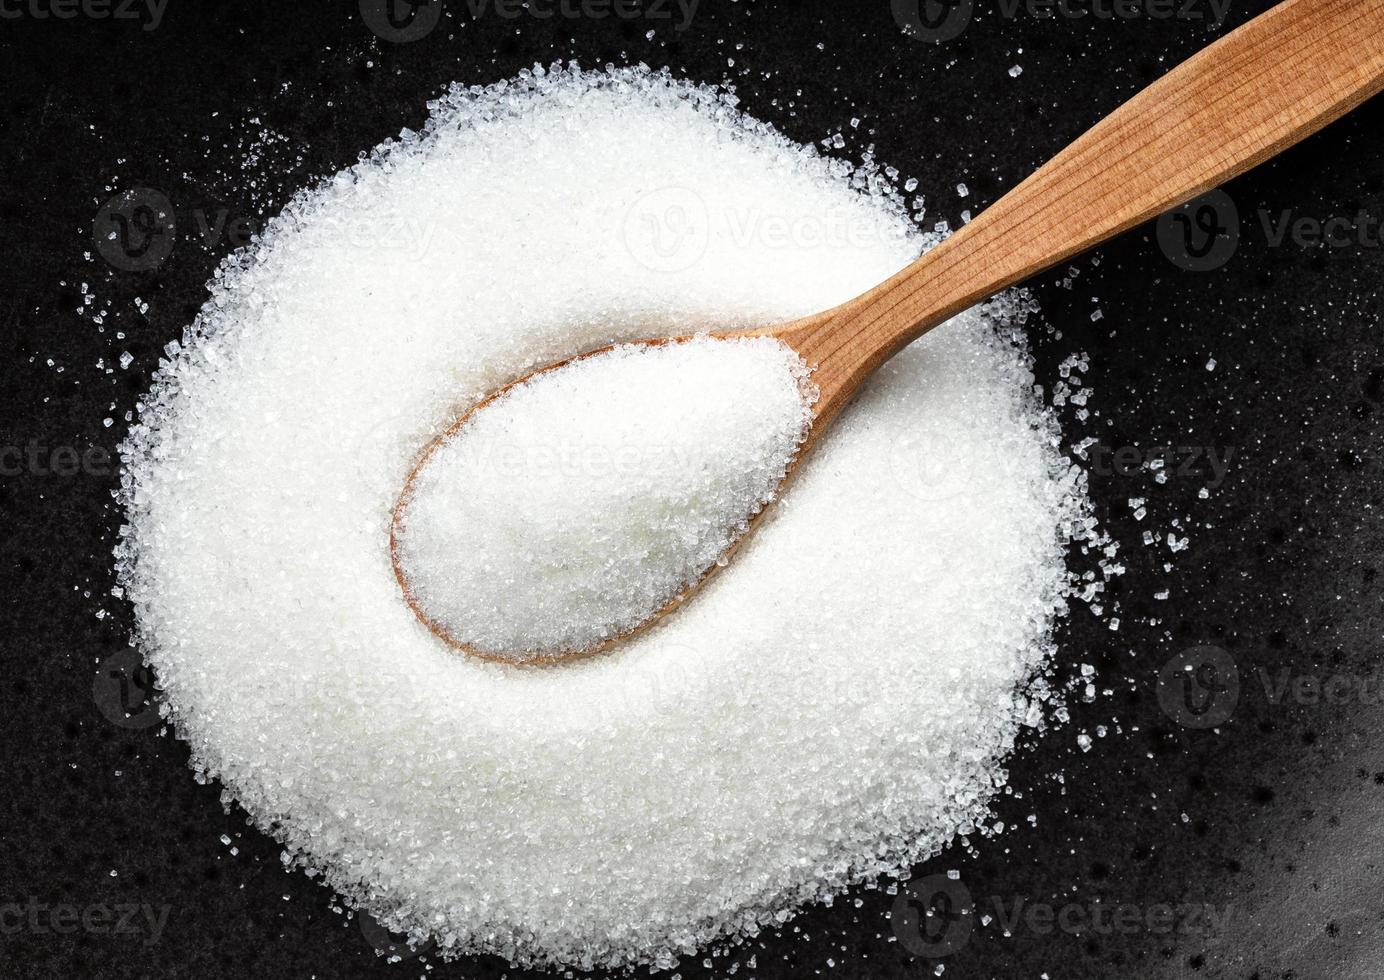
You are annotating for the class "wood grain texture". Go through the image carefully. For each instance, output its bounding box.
[766,0,1384,429]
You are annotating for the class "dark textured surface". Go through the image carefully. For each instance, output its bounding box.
[3,1,1384,978]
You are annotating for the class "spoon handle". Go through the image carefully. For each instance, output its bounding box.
[792,0,1384,423]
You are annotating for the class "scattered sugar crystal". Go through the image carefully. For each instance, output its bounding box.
[115,65,1103,972]
[1008,65,1023,77]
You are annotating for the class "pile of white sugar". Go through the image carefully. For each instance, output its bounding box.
[394,336,815,661]
[117,65,1104,971]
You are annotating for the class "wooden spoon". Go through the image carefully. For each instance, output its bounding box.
[395,0,1384,664]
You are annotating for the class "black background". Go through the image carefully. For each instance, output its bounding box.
[4,1,1384,978]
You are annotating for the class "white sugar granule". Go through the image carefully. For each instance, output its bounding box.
[394,337,814,661]
[117,65,1101,971]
